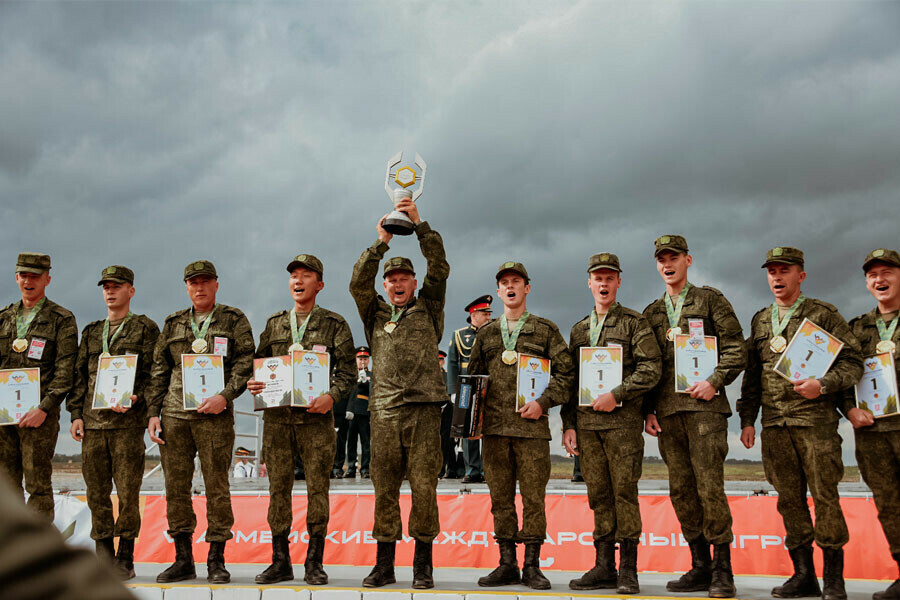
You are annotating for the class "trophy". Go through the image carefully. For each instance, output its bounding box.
[383,151,427,235]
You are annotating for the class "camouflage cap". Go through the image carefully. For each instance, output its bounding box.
[496,261,529,282]
[383,256,415,277]
[97,265,134,286]
[863,248,900,272]
[16,252,51,274]
[654,235,689,257]
[762,246,804,269]
[587,252,622,273]
[184,260,218,281]
[286,253,324,279]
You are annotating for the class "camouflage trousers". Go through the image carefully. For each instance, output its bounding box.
[82,427,145,540]
[855,428,900,554]
[0,413,60,522]
[578,426,643,541]
[160,414,235,542]
[263,416,335,538]
[658,411,733,545]
[761,423,848,550]
[370,403,442,543]
[482,435,550,543]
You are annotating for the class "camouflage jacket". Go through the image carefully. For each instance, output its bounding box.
[68,314,160,429]
[255,307,356,424]
[468,313,575,440]
[643,285,745,418]
[738,297,863,429]
[446,324,478,395]
[562,303,662,432]
[841,308,900,432]
[349,221,450,411]
[146,303,254,421]
[0,298,78,416]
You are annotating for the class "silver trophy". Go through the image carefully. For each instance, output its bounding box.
[383,151,427,235]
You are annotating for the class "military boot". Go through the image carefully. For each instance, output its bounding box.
[113,538,136,580]
[255,534,294,584]
[617,539,640,594]
[521,542,551,590]
[873,553,900,600]
[362,541,396,587]
[156,533,196,583]
[569,540,616,589]
[412,540,434,589]
[96,537,115,564]
[304,535,328,585]
[771,545,821,598]
[822,548,847,600]
[206,541,231,584]
[667,536,712,592]
[709,543,736,598]
[478,539,521,586]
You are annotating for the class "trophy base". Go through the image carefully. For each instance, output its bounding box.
[383,212,416,236]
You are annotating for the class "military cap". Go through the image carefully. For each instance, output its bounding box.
[356,346,371,357]
[183,260,218,281]
[587,252,622,273]
[16,252,51,274]
[438,350,447,359]
[97,265,134,286]
[496,261,529,282]
[234,446,252,457]
[761,246,804,269]
[383,256,415,277]
[287,253,324,279]
[654,235,689,257]
[465,294,493,314]
[863,248,900,272]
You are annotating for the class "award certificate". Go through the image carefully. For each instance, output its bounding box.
[578,346,623,407]
[181,354,225,411]
[253,356,293,411]
[674,334,720,394]
[93,355,137,409]
[515,353,551,411]
[292,350,330,408]
[773,318,844,383]
[855,353,899,418]
[0,368,40,426]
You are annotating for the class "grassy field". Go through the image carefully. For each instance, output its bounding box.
[550,459,861,482]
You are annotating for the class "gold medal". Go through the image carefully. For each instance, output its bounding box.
[769,335,787,353]
[289,343,303,352]
[192,339,208,353]
[876,340,896,354]
[12,338,28,353]
[383,322,397,334]
[666,327,682,342]
[501,349,517,365]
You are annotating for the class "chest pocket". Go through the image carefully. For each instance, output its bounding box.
[27,317,58,362]
[681,310,713,336]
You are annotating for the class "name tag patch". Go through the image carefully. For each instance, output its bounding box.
[28,338,46,360]
[214,337,228,357]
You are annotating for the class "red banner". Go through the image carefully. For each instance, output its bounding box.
[133,494,894,580]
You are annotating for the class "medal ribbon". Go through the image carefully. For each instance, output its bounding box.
[770,294,806,338]
[389,304,405,326]
[290,305,318,346]
[664,283,692,329]
[500,311,531,351]
[102,312,133,354]
[876,313,899,342]
[190,304,218,344]
[589,308,610,347]
[16,298,45,339]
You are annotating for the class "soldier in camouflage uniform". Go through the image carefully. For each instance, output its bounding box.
[562,253,662,594]
[247,254,355,585]
[0,253,77,522]
[349,200,449,589]
[468,261,575,590]
[739,247,862,600]
[67,265,159,579]
[145,260,255,584]
[643,235,745,598]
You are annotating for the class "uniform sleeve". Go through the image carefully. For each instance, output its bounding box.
[641,304,661,416]
[837,318,865,417]
[707,291,746,390]
[737,332,762,429]
[349,239,390,344]
[536,323,575,411]
[612,316,662,405]
[560,326,579,432]
[416,222,450,340]
[220,313,254,403]
[446,333,460,395]
[40,312,78,412]
[467,331,487,377]
[66,326,90,422]
[145,320,175,420]
[819,309,863,396]
[327,317,356,404]
[255,319,273,360]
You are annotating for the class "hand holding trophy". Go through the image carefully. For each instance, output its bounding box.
[382,151,427,236]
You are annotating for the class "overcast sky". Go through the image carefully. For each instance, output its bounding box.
[2,1,899,462]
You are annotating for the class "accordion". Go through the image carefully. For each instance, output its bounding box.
[450,374,488,440]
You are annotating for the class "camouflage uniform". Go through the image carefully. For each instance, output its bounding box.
[563,301,662,542]
[349,222,449,543]
[256,306,355,538]
[146,298,254,543]
[68,302,159,541]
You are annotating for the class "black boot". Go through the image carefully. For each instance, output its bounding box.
[362,541,396,587]
[521,542,551,590]
[617,539,640,594]
[822,548,847,600]
[772,545,821,598]
[255,535,294,584]
[412,540,434,589]
[668,536,712,592]
[873,553,900,600]
[478,539,521,586]
[206,541,231,584]
[113,538,136,581]
[709,543,736,598]
[156,533,196,583]
[304,535,328,585]
[343,469,357,479]
[95,537,115,563]
[569,540,616,589]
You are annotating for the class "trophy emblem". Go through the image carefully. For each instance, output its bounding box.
[383,151,427,235]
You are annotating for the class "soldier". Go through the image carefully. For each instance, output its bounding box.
[438,349,462,479]
[447,295,493,483]
[248,253,355,585]
[67,265,159,579]
[739,247,862,600]
[843,248,900,600]
[468,261,575,590]
[0,252,77,522]
[332,380,351,479]
[349,200,449,589]
[562,253,662,594]
[345,346,372,479]
[643,235,745,598]
[145,260,254,584]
